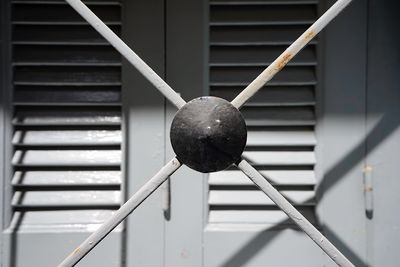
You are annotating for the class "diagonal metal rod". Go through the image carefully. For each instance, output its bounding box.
[58,158,182,267]
[231,0,352,109]
[236,159,354,267]
[65,0,186,109]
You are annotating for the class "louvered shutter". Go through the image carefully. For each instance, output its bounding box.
[7,1,123,265]
[208,0,318,225]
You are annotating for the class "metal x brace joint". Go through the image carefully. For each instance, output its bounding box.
[58,0,354,266]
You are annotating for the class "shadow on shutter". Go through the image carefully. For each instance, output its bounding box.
[10,0,122,232]
[208,0,318,226]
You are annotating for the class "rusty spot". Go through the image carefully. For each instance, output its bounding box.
[365,186,373,192]
[363,165,373,172]
[276,53,293,71]
[303,30,316,42]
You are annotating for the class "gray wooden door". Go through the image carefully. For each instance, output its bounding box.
[162,0,369,266]
[3,0,395,266]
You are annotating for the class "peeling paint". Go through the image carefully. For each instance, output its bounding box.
[276,53,293,72]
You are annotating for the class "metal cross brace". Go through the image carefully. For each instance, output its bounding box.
[58,0,354,266]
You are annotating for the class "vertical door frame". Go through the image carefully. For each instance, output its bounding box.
[1,0,14,263]
[315,0,369,265]
[122,0,167,265]
[164,0,208,266]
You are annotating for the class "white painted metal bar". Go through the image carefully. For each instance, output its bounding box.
[236,159,354,267]
[65,0,186,109]
[231,0,353,109]
[58,158,182,267]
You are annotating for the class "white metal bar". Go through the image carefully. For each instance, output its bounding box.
[58,158,182,267]
[236,159,354,267]
[231,0,353,109]
[65,0,186,109]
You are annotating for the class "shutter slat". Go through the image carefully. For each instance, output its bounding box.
[209,208,316,224]
[12,191,120,207]
[211,86,314,105]
[242,151,315,166]
[209,170,316,186]
[209,190,315,206]
[13,109,121,126]
[210,5,317,23]
[210,66,316,84]
[13,4,120,23]
[14,45,120,64]
[12,1,122,6]
[210,25,316,44]
[242,106,315,126]
[14,86,121,105]
[12,130,121,145]
[247,130,316,146]
[210,1,318,6]
[14,25,121,44]
[12,150,121,166]
[14,66,120,84]
[12,210,118,227]
[12,171,121,186]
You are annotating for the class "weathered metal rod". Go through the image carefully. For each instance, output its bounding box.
[236,159,354,267]
[231,0,353,109]
[58,158,182,267]
[65,0,186,109]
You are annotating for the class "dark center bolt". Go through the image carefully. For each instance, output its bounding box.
[170,96,247,173]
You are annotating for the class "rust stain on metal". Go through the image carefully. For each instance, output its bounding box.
[363,165,373,172]
[303,30,316,42]
[365,186,373,192]
[276,53,293,71]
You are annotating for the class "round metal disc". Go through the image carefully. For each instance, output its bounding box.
[170,96,247,173]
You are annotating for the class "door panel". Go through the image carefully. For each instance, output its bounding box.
[123,0,166,266]
[366,1,400,265]
[165,1,368,267]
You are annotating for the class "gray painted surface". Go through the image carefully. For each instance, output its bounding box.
[316,0,369,266]
[0,0,399,266]
[122,0,166,266]
[2,231,122,267]
[205,227,324,267]
[164,1,207,266]
[366,1,400,266]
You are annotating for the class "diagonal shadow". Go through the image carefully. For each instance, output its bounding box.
[220,114,398,267]
[220,217,368,267]
[317,113,399,200]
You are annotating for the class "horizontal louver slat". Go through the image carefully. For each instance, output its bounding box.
[13,24,121,44]
[12,210,118,227]
[208,0,318,225]
[12,191,121,208]
[12,171,121,186]
[210,25,317,45]
[10,0,122,227]
[209,170,315,186]
[13,107,121,126]
[12,130,121,146]
[209,190,315,206]
[209,208,316,224]
[14,46,120,65]
[211,86,315,106]
[12,150,121,166]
